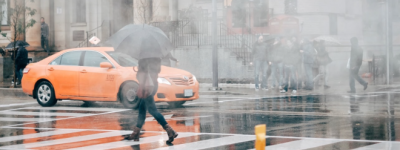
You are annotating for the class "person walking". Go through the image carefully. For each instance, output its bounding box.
[41,17,50,56]
[280,37,301,94]
[161,52,179,67]
[348,37,368,93]
[314,40,332,89]
[12,42,28,85]
[301,39,317,90]
[127,57,178,143]
[252,35,269,91]
[270,37,284,89]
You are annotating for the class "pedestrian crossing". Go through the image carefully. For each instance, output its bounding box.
[0,128,399,150]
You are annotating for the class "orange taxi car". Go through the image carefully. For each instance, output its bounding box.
[21,47,199,108]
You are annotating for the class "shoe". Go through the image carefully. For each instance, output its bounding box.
[163,124,178,143]
[292,90,297,94]
[364,83,368,90]
[126,126,141,141]
[280,90,286,93]
[347,91,356,93]
[324,85,330,89]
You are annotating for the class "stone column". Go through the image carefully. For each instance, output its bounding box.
[25,0,42,50]
[169,0,178,21]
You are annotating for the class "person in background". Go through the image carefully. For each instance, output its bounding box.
[314,40,332,89]
[162,52,179,67]
[252,35,269,91]
[281,37,301,94]
[270,37,284,90]
[12,42,28,85]
[348,37,368,93]
[301,39,317,90]
[41,17,50,56]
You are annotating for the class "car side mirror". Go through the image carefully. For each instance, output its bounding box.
[100,62,113,69]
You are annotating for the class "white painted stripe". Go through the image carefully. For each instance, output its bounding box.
[0,131,132,149]
[66,132,198,150]
[0,129,83,143]
[0,102,36,108]
[23,107,129,112]
[352,142,400,150]
[256,139,342,150]
[0,117,54,122]
[0,111,90,117]
[153,135,255,150]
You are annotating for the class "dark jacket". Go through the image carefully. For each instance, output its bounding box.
[252,41,269,61]
[350,46,363,68]
[302,42,317,65]
[41,22,49,38]
[12,47,28,69]
[316,45,332,65]
[283,43,301,65]
[269,43,285,63]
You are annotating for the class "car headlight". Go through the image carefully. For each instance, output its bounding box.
[157,78,171,85]
[192,75,197,81]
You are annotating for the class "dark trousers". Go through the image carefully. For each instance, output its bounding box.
[41,36,49,55]
[283,65,298,91]
[254,59,268,88]
[136,84,168,128]
[304,64,314,89]
[349,67,366,92]
[15,66,23,82]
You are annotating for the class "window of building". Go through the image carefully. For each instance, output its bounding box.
[73,0,86,23]
[285,0,297,15]
[253,0,269,27]
[231,0,246,28]
[0,0,8,25]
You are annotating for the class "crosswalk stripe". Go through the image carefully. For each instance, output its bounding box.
[0,131,132,149]
[0,129,83,143]
[259,138,342,150]
[153,135,255,150]
[23,107,129,112]
[0,117,55,122]
[0,111,90,117]
[65,132,198,150]
[352,142,400,150]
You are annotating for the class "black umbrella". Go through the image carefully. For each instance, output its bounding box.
[105,24,173,60]
[5,41,30,50]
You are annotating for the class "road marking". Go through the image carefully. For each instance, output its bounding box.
[0,111,90,117]
[0,117,55,122]
[0,129,83,143]
[257,138,342,150]
[22,107,130,112]
[153,135,255,150]
[0,131,132,149]
[66,133,198,150]
[352,142,400,150]
[0,102,36,108]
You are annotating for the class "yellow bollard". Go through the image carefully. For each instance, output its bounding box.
[255,124,266,150]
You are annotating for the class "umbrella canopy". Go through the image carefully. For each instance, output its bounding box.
[105,24,173,60]
[313,36,341,45]
[5,41,30,50]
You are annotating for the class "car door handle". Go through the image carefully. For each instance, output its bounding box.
[81,70,87,73]
[48,67,54,71]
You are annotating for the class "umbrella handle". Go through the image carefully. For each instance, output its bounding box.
[133,66,138,72]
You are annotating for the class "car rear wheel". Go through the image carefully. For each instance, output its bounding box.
[167,101,186,107]
[120,82,140,109]
[36,81,57,107]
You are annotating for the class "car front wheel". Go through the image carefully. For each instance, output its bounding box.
[36,81,57,107]
[120,82,140,109]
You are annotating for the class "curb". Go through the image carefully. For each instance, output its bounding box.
[0,88,30,98]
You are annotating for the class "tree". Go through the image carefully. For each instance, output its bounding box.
[134,0,161,24]
[3,0,37,88]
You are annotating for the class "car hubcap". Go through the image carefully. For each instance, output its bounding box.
[126,89,137,102]
[38,85,51,103]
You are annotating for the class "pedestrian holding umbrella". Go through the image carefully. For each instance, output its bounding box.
[105,24,178,144]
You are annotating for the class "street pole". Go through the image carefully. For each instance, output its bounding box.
[212,0,219,89]
[386,0,391,85]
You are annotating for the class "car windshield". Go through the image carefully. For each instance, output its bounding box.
[107,52,138,67]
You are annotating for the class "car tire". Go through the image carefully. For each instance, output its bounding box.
[167,101,186,107]
[36,81,57,107]
[120,82,140,109]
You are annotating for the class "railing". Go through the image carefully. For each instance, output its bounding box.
[77,22,104,47]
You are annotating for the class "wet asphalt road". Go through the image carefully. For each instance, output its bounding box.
[1,89,400,149]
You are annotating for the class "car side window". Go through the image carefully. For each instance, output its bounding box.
[50,56,62,65]
[83,51,111,67]
[60,52,82,66]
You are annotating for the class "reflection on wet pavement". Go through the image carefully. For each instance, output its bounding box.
[0,92,400,149]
